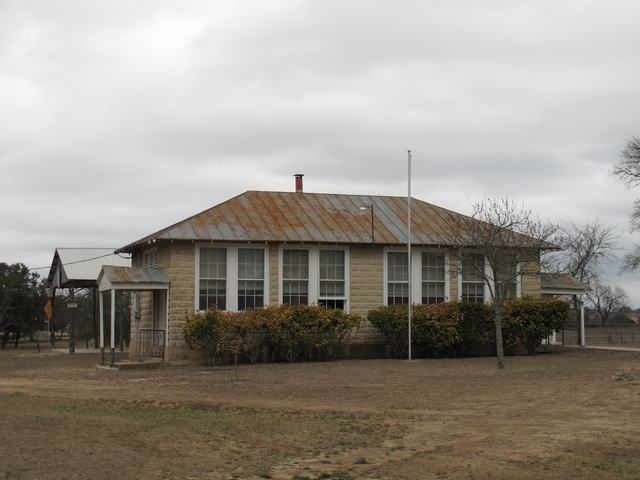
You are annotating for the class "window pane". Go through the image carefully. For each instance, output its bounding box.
[388,282,409,305]
[461,283,484,303]
[283,250,309,280]
[320,299,345,310]
[496,255,518,299]
[319,250,345,280]
[320,281,345,297]
[199,248,227,310]
[388,252,409,282]
[422,282,445,305]
[388,252,409,305]
[422,252,445,281]
[238,280,264,310]
[318,250,346,305]
[199,279,226,310]
[238,249,264,280]
[421,252,445,304]
[283,280,309,305]
[462,253,483,282]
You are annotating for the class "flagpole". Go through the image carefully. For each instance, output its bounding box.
[408,149,412,361]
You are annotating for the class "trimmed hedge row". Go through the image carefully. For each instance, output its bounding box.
[367,298,569,358]
[184,304,362,365]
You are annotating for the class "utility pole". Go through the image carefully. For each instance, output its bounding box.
[408,149,412,361]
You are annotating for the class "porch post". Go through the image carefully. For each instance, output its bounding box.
[165,287,170,362]
[134,293,141,361]
[99,291,105,366]
[110,288,116,367]
[68,284,75,354]
[579,294,585,348]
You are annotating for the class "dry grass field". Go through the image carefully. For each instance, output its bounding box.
[1,343,640,479]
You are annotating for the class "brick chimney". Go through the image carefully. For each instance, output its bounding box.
[294,174,304,193]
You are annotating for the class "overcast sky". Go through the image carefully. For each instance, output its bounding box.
[2,1,640,304]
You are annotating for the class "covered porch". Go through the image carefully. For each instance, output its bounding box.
[97,266,170,367]
[541,273,588,346]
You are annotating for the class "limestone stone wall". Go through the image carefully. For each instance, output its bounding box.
[520,260,541,298]
[138,241,544,362]
[448,258,459,301]
[349,246,384,316]
[163,242,196,353]
[269,243,279,306]
[349,246,385,344]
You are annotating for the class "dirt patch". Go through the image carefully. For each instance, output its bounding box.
[1,345,640,479]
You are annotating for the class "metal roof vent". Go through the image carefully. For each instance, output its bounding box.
[294,174,304,193]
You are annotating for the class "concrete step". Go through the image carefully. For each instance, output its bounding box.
[96,358,168,371]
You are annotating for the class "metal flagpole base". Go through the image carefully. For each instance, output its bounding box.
[110,348,115,368]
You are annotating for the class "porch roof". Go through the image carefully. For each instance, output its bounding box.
[97,266,170,292]
[541,273,587,296]
[46,248,131,289]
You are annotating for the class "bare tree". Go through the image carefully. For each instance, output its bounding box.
[444,197,558,369]
[586,281,630,326]
[544,219,619,346]
[612,136,640,272]
[547,219,619,285]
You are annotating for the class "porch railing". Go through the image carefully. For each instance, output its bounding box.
[139,329,165,358]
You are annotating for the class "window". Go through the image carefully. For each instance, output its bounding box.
[319,250,346,309]
[387,252,409,305]
[422,252,445,304]
[385,250,449,306]
[142,249,158,268]
[282,249,309,305]
[197,245,268,312]
[496,255,518,299]
[199,247,227,310]
[237,249,265,310]
[280,247,349,310]
[461,253,485,303]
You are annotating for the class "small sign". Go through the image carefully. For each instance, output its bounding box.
[67,303,78,309]
[44,300,52,319]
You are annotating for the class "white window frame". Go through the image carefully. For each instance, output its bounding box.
[458,253,488,303]
[383,247,450,306]
[420,251,449,305]
[278,245,350,312]
[457,254,521,303]
[195,244,269,312]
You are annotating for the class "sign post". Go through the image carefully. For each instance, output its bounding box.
[44,300,53,351]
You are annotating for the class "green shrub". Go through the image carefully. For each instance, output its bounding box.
[185,304,361,364]
[502,298,570,355]
[227,308,268,365]
[183,306,232,365]
[453,301,495,356]
[318,309,362,360]
[265,304,325,362]
[412,303,461,358]
[367,304,409,358]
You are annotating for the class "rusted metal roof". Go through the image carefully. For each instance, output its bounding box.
[97,266,170,292]
[115,191,518,252]
[541,273,588,295]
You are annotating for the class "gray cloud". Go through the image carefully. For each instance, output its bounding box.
[2,0,640,301]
